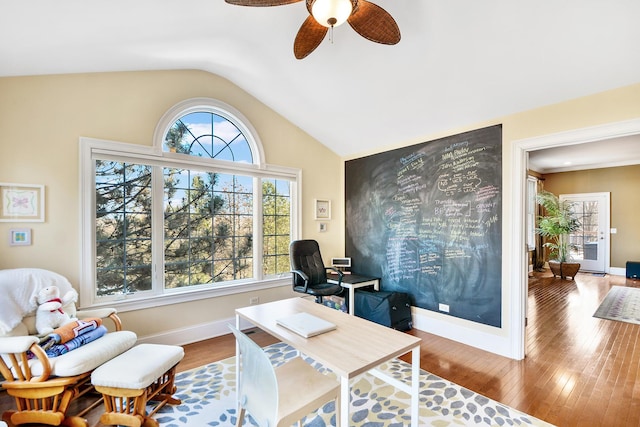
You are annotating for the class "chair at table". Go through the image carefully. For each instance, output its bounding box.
[289,239,344,303]
[229,325,340,427]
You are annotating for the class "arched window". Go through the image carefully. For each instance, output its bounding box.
[81,99,299,308]
[164,112,253,162]
[156,98,262,164]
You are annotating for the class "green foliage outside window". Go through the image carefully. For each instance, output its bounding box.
[94,108,292,298]
[95,161,153,296]
[262,179,291,277]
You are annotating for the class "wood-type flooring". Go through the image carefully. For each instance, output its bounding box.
[2,270,639,426]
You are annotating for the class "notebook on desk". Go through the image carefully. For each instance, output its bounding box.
[276,312,337,338]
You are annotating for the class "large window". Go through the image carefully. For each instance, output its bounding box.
[82,99,300,309]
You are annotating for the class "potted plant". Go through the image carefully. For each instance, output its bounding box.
[535,190,581,279]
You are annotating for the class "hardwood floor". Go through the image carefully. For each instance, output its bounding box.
[178,271,640,427]
[2,270,639,426]
[411,270,640,427]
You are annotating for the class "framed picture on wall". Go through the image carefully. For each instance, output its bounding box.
[314,199,331,220]
[9,228,32,246]
[0,183,45,222]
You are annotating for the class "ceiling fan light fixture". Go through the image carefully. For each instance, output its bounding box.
[311,0,353,28]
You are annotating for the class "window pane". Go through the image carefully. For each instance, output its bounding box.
[163,111,253,164]
[263,179,291,277]
[164,168,254,287]
[95,160,152,296]
[570,201,599,261]
[526,178,536,249]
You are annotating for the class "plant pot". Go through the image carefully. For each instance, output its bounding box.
[548,260,581,280]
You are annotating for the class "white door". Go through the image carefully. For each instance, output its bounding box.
[560,192,610,273]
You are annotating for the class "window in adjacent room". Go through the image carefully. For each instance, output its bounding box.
[526,176,538,251]
[82,98,300,308]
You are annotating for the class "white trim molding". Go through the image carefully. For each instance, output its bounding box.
[135,315,258,346]
[511,117,640,360]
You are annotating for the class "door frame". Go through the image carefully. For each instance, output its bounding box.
[510,118,640,359]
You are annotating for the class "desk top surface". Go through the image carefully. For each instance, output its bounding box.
[236,297,421,378]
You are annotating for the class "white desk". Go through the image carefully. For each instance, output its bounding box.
[327,273,380,315]
[236,297,421,427]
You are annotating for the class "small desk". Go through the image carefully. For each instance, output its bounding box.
[327,273,380,315]
[236,297,421,427]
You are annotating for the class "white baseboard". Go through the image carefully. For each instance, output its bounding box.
[138,268,628,351]
[411,308,514,358]
[135,316,255,346]
[609,267,625,276]
[137,309,511,358]
[135,307,513,359]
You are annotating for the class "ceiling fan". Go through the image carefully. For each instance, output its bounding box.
[224,0,401,59]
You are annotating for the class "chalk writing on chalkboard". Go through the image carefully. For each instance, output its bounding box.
[345,125,502,327]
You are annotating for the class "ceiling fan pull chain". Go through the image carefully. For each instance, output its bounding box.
[330,25,334,44]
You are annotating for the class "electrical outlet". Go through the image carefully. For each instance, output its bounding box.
[249,296,260,305]
[438,303,450,313]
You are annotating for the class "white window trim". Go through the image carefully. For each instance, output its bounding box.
[79,135,301,312]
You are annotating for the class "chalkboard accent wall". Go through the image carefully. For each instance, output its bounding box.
[345,125,502,327]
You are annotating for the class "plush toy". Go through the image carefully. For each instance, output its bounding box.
[35,286,77,335]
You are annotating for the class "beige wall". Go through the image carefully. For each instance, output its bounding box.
[341,82,640,356]
[1,68,639,351]
[0,70,343,339]
[543,165,640,268]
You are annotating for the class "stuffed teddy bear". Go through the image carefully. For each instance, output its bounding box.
[35,286,78,335]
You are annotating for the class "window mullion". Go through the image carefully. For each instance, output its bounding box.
[152,165,165,294]
[254,177,263,280]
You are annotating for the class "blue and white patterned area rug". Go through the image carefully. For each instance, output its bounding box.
[153,342,553,427]
[594,285,640,325]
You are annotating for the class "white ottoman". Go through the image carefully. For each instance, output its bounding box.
[91,343,184,427]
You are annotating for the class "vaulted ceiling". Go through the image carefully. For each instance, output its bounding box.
[2,0,639,160]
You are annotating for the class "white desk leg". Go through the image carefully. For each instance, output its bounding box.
[235,315,241,414]
[340,376,349,427]
[411,345,420,427]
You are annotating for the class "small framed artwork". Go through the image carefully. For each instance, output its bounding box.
[0,183,45,222]
[318,222,328,232]
[314,199,331,220]
[9,228,32,246]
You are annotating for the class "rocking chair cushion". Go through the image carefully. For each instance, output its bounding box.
[30,330,137,377]
[0,336,39,353]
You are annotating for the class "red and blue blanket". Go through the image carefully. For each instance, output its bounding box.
[39,318,107,357]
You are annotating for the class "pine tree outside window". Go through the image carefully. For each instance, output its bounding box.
[82,99,299,308]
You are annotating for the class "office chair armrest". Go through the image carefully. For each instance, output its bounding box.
[291,269,310,291]
[326,267,344,285]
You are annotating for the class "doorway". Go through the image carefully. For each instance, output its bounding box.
[510,118,640,360]
[560,192,610,273]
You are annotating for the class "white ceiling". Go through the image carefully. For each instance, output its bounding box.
[528,135,640,174]
[2,0,639,161]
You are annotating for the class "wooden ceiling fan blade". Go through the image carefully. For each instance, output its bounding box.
[294,16,328,59]
[348,0,400,45]
[225,0,301,6]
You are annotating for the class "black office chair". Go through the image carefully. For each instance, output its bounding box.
[289,239,344,303]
